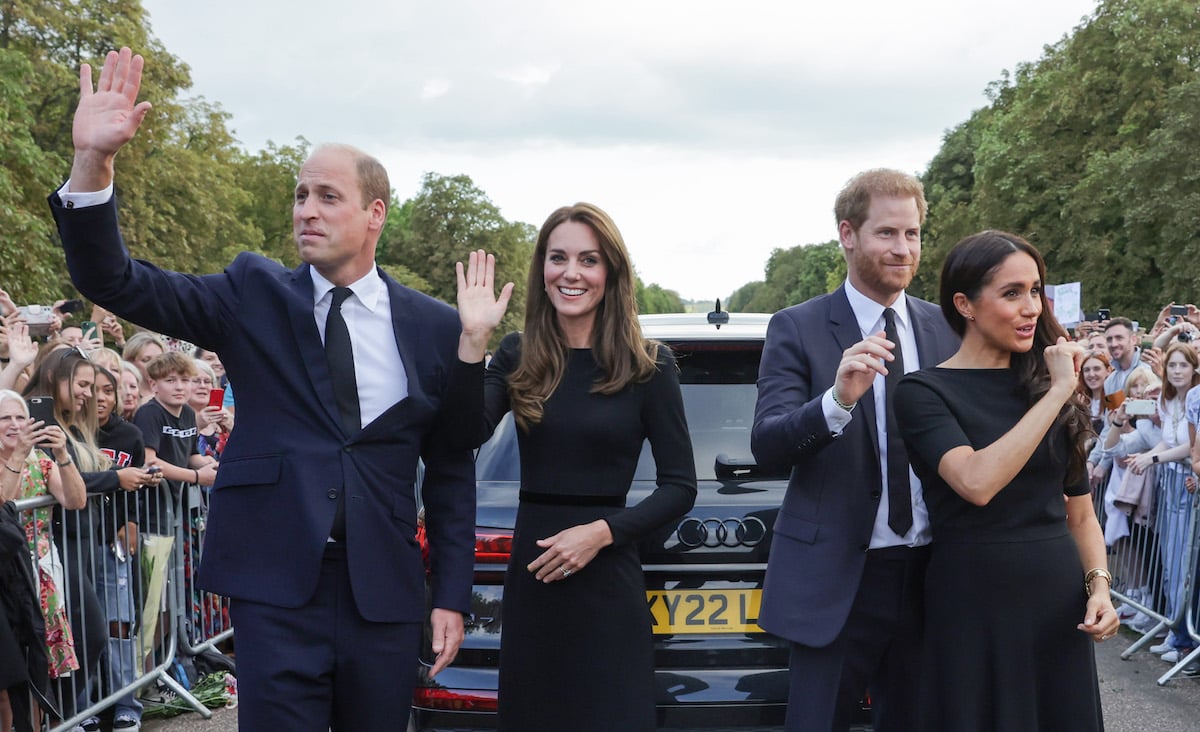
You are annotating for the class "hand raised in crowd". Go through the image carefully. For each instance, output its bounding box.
[2,321,38,371]
[833,331,897,408]
[71,47,153,191]
[1140,346,1163,378]
[0,288,16,317]
[100,313,125,347]
[455,249,514,362]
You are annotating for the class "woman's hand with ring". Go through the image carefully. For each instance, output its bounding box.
[528,519,614,583]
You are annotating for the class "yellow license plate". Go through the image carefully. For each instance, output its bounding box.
[646,589,763,634]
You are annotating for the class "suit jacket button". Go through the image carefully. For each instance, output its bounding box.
[343,446,353,453]
[327,489,338,499]
[870,490,881,499]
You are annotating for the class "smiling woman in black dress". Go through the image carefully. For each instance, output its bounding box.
[456,203,697,731]
[894,231,1117,731]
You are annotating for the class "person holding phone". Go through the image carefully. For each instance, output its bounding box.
[189,358,232,460]
[0,388,86,682]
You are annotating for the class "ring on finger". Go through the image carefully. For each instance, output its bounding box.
[559,566,572,577]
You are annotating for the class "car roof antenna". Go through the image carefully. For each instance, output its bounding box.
[707,299,730,329]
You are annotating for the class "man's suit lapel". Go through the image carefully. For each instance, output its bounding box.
[382,271,420,400]
[829,286,880,449]
[287,264,347,433]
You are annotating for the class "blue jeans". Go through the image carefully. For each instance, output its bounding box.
[1156,468,1196,651]
[97,547,143,719]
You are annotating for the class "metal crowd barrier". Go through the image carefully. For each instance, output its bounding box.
[1094,463,1200,685]
[10,475,233,731]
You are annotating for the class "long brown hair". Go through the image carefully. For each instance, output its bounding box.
[940,230,1092,484]
[1161,342,1200,403]
[1075,351,1111,403]
[508,203,658,430]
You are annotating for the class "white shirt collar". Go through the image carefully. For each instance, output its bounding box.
[843,279,911,335]
[310,266,384,312]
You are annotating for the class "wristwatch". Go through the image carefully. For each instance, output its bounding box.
[1152,455,1160,464]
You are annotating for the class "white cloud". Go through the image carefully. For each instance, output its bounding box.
[420,78,452,101]
[141,0,1100,301]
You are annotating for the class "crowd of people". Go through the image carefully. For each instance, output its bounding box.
[0,291,233,732]
[2,44,1199,732]
[1075,308,1200,674]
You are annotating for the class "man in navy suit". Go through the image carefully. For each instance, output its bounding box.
[752,169,959,731]
[49,48,480,731]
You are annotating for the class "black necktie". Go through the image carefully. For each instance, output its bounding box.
[883,307,913,536]
[325,286,359,541]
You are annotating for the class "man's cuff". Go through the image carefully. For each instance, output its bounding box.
[58,180,114,209]
[822,388,853,435]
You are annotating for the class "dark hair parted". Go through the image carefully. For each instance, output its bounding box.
[507,203,659,430]
[939,230,1092,484]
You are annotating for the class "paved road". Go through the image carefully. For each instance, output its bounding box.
[137,627,1200,731]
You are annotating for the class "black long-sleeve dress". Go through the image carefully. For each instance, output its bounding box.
[483,333,696,732]
[895,368,1103,731]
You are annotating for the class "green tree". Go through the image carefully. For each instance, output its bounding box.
[919,0,1200,321]
[636,280,685,314]
[393,173,535,339]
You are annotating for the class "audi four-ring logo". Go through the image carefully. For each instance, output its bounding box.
[676,517,766,548]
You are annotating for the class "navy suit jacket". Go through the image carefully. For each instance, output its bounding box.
[49,193,477,623]
[751,285,958,647]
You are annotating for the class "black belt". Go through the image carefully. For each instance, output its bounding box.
[519,490,624,508]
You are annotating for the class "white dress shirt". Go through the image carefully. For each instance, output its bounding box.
[822,280,931,549]
[310,268,408,429]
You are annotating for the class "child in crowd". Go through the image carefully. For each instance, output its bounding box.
[132,353,217,535]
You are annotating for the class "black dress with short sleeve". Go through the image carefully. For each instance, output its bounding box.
[894,367,1103,732]
[483,333,697,732]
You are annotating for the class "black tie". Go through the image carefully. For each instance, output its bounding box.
[883,307,913,536]
[325,286,359,541]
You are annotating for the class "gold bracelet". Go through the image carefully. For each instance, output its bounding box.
[1085,567,1112,596]
[3,463,21,475]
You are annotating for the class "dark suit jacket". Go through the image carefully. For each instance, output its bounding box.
[49,193,477,623]
[751,285,958,647]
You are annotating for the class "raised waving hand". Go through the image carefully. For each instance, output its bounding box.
[70,47,153,191]
[456,249,513,363]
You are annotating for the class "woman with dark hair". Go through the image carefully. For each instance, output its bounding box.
[894,231,1114,730]
[456,203,697,731]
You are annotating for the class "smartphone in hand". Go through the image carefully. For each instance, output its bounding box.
[207,388,226,409]
[25,396,58,447]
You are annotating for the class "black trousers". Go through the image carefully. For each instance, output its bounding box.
[785,545,929,732]
[229,543,422,732]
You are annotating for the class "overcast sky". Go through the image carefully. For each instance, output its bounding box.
[140,0,1100,302]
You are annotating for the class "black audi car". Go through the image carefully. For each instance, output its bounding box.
[410,312,869,730]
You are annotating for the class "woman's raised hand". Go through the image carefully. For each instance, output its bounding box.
[456,249,513,363]
[1045,337,1085,401]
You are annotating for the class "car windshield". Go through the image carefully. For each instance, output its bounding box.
[475,341,762,481]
